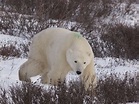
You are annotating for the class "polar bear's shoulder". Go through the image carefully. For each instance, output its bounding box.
[34,28,84,42]
[44,28,71,33]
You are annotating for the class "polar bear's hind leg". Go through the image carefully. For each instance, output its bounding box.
[19,59,44,82]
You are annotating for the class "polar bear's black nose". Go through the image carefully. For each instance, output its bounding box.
[76,71,81,75]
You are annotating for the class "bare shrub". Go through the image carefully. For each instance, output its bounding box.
[0,0,124,37]
[0,44,21,58]
[9,83,49,104]
[0,43,29,59]
[7,82,96,104]
[0,87,9,104]
[0,72,138,103]
[101,24,139,59]
[0,0,137,58]
[96,73,139,103]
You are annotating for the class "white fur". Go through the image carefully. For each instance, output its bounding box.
[19,28,97,90]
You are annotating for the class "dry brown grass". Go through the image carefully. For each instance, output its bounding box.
[0,72,138,104]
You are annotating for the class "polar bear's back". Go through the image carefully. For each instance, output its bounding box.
[38,28,72,38]
[31,28,91,57]
[29,28,76,62]
[37,28,74,49]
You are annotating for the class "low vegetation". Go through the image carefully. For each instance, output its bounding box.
[0,73,138,104]
[0,43,29,59]
[0,0,139,103]
[0,0,138,59]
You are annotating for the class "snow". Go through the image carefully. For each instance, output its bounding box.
[0,34,27,43]
[0,57,138,88]
[126,103,139,104]
[0,34,29,47]
[95,57,139,76]
[0,58,25,88]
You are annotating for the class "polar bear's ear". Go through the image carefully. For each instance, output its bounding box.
[68,49,73,54]
[66,49,73,56]
[87,52,91,57]
[74,32,81,38]
[66,49,73,59]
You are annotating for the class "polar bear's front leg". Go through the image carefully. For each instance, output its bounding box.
[82,74,97,91]
[41,69,68,85]
[49,71,66,85]
[81,60,97,91]
[40,71,49,84]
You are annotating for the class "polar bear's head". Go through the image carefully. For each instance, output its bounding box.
[66,49,92,75]
[66,38,93,75]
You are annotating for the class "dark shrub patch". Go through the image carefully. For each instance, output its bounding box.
[0,72,138,104]
[101,24,139,59]
[0,43,29,59]
[96,73,139,103]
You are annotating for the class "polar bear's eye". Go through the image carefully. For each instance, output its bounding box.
[84,62,86,64]
[74,61,77,63]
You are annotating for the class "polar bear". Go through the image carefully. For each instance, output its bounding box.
[19,28,97,90]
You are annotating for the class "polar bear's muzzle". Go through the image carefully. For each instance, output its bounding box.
[76,71,81,75]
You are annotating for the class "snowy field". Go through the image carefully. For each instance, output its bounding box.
[0,3,139,102]
[0,34,139,104]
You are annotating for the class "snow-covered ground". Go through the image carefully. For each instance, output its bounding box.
[0,34,139,104]
[0,34,28,47]
[0,54,139,88]
[0,2,139,104]
[0,3,139,101]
